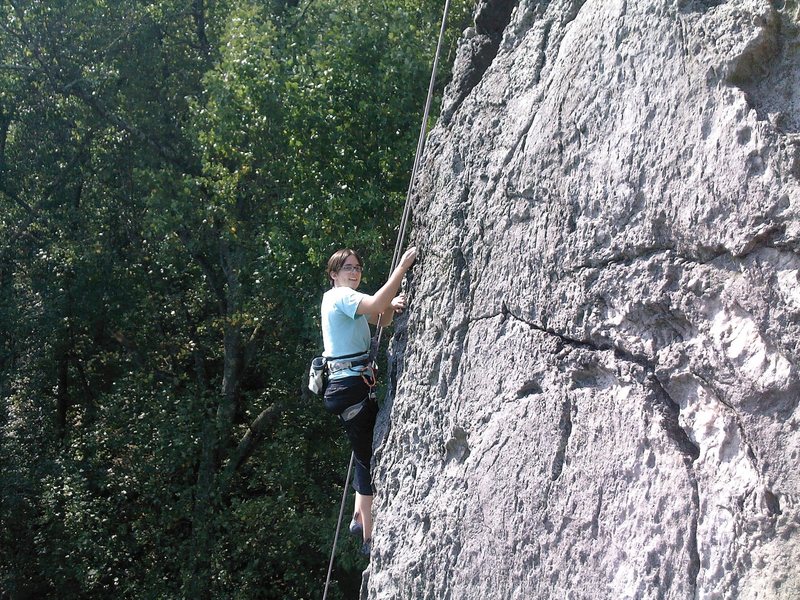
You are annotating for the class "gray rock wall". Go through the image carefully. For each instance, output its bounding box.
[369,1,800,598]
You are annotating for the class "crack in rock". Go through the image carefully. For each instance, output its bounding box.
[550,396,573,480]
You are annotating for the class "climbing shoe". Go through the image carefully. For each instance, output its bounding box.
[360,539,371,557]
[349,516,363,538]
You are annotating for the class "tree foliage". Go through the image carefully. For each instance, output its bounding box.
[0,0,471,597]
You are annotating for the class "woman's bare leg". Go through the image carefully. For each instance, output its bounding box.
[354,492,373,541]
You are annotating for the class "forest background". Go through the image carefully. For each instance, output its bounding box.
[0,0,471,598]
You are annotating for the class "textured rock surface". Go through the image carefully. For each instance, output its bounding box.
[368,0,800,598]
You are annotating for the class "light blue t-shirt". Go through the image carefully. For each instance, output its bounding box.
[321,287,371,380]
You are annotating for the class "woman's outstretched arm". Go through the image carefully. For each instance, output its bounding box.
[356,247,417,321]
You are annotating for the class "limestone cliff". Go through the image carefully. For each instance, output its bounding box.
[369,0,800,598]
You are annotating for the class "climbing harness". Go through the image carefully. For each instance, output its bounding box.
[308,351,372,396]
[327,352,372,375]
[322,0,452,597]
[340,399,366,422]
[339,392,377,423]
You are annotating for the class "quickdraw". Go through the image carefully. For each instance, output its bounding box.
[360,361,377,390]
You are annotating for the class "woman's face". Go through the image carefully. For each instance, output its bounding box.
[330,254,363,289]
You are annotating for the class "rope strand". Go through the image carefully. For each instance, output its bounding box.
[390,0,452,274]
[322,452,354,600]
[376,0,452,351]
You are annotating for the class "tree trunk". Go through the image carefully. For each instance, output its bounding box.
[55,353,70,439]
[187,406,217,600]
[192,0,211,59]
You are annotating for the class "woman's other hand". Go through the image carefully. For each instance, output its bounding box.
[391,293,408,314]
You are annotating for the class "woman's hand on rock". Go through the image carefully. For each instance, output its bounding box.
[391,293,408,313]
[399,246,417,271]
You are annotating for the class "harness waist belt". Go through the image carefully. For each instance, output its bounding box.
[327,353,371,373]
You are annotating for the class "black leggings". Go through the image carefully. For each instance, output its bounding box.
[323,376,378,495]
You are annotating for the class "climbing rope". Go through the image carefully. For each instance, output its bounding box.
[375,0,452,349]
[322,0,452,596]
[322,453,354,600]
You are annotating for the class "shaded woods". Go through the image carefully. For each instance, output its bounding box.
[0,0,469,597]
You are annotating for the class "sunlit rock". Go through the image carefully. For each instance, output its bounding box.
[369,1,800,598]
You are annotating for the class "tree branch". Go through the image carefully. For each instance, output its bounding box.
[176,226,227,314]
[217,399,289,494]
[0,64,37,73]
[242,320,263,374]
[0,184,35,215]
[66,82,199,175]
[289,0,317,31]
[5,0,200,176]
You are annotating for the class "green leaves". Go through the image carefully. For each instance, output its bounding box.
[1,0,472,596]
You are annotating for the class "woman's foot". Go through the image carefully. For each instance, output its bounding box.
[349,514,363,538]
[360,538,371,557]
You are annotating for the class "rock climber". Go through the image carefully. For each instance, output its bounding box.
[320,246,417,556]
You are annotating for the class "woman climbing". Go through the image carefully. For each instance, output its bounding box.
[321,246,417,556]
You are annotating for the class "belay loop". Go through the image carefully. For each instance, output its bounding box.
[322,0,453,598]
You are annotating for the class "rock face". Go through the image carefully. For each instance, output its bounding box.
[368,0,800,598]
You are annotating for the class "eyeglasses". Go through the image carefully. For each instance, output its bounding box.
[339,264,363,273]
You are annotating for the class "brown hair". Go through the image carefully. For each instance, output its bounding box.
[326,248,362,286]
